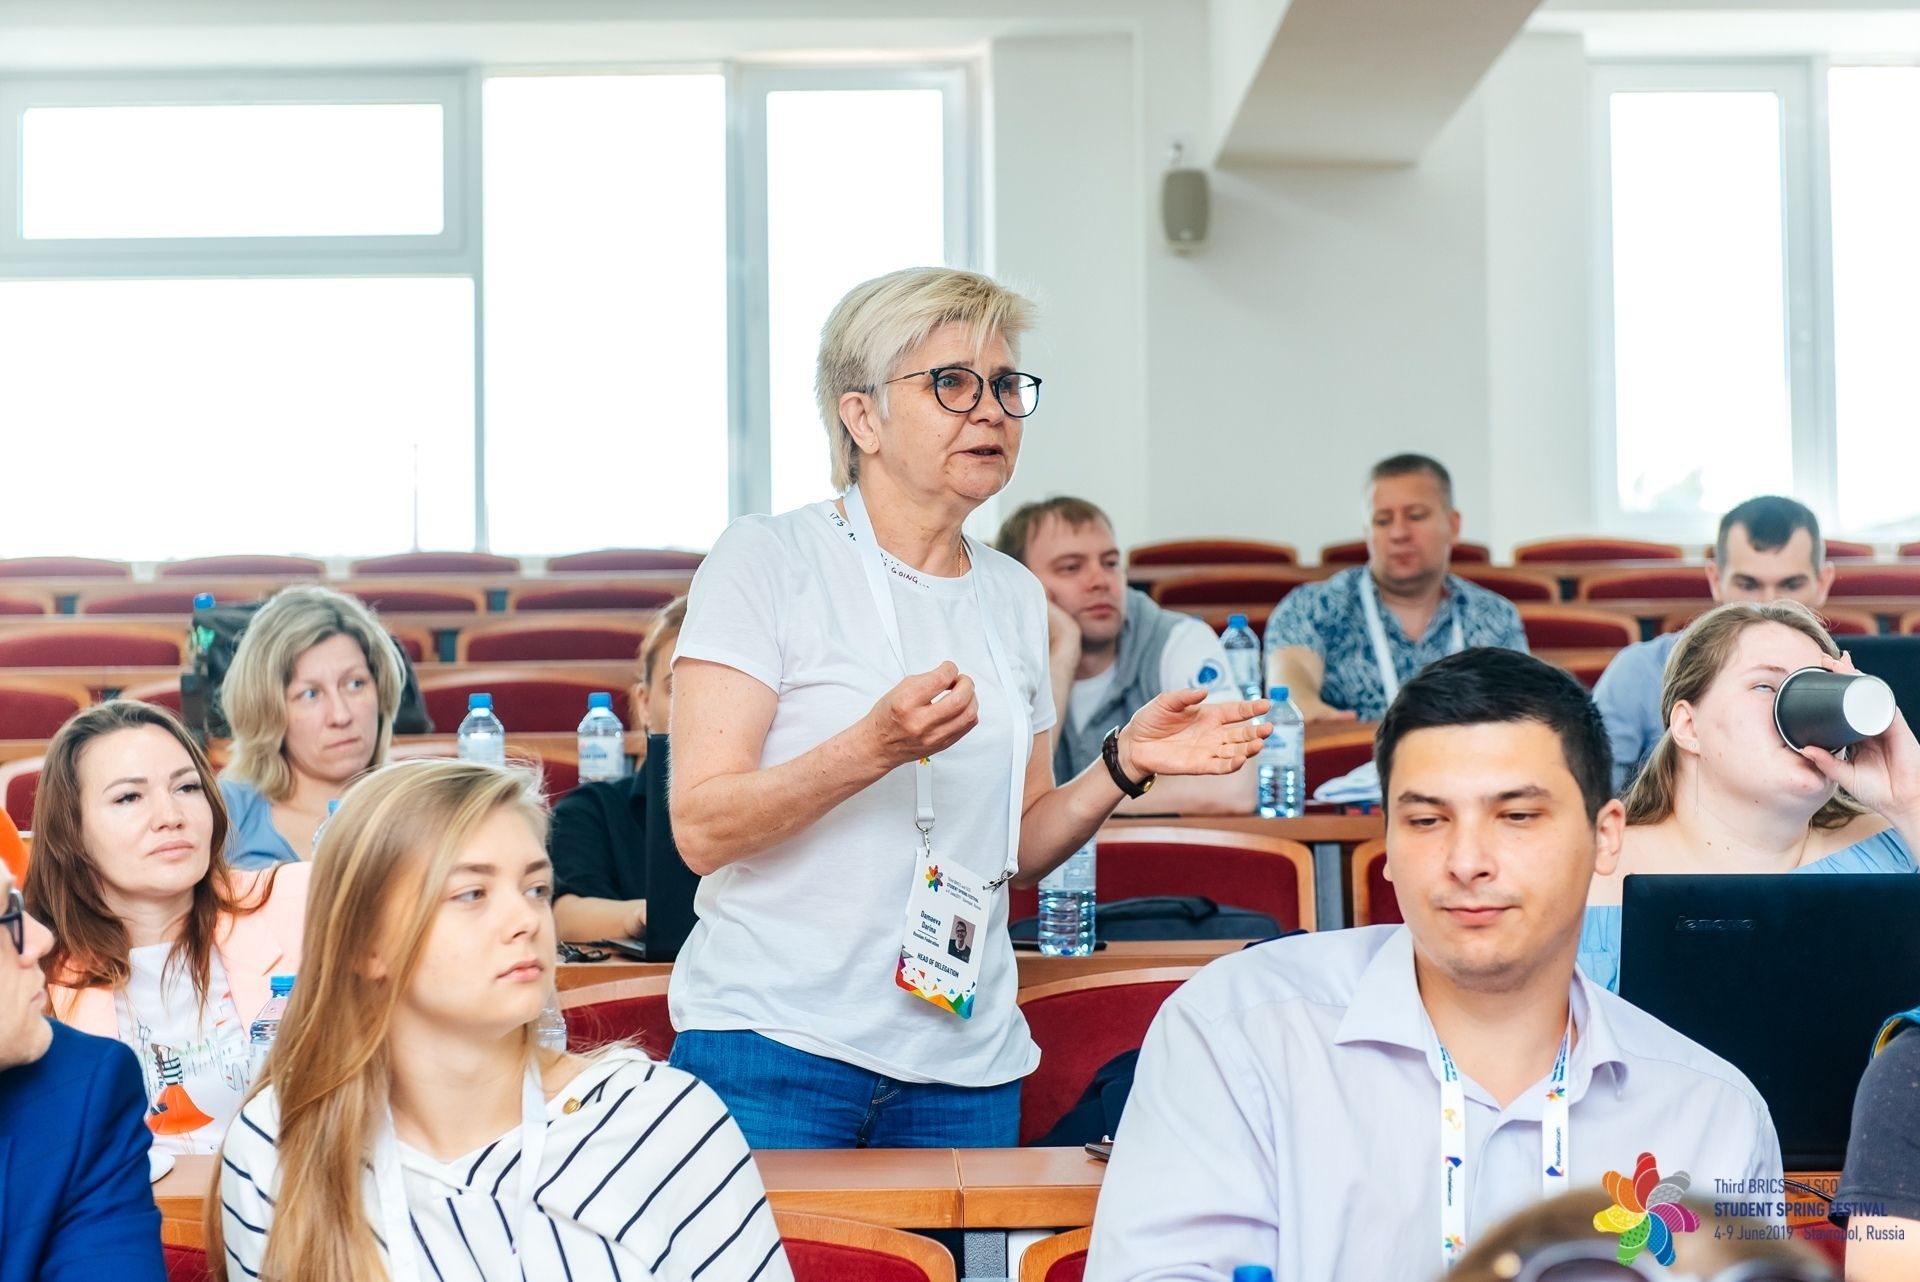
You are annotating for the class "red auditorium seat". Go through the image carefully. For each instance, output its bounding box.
[1319,540,1490,565]
[0,591,51,615]
[505,584,679,611]
[1305,727,1377,796]
[776,1212,957,1282]
[157,555,324,577]
[546,548,705,573]
[0,626,184,667]
[1575,569,1713,602]
[1008,826,1314,934]
[1821,539,1877,560]
[1901,542,1920,559]
[388,740,581,802]
[1829,565,1920,597]
[120,677,184,715]
[1126,538,1297,567]
[1514,538,1684,563]
[1148,569,1314,609]
[1663,608,1876,637]
[1016,967,1201,1145]
[78,588,210,615]
[1516,606,1638,649]
[456,619,649,662]
[1351,838,1401,925]
[350,551,520,575]
[346,584,486,613]
[1021,1229,1092,1282]
[0,683,88,739]
[1452,567,1558,602]
[560,976,675,1059]
[417,670,617,734]
[0,557,129,578]
[0,758,40,835]
[164,1243,211,1282]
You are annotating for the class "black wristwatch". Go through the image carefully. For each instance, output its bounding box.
[1102,726,1154,798]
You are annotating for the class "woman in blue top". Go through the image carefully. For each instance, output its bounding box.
[1582,600,1920,990]
[219,585,407,867]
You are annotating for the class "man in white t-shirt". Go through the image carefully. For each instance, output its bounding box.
[997,496,1252,814]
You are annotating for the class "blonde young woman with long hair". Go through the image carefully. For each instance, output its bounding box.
[24,700,309,1157]
[213,759,789,1282]
[220,584,407,867]
[1579,600,1920,990]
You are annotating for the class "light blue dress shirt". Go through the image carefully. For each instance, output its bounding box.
[1579,828,1917,992]
[1592,631,1682,793]
[218,778,300,869]
[1085,926,1780,1282]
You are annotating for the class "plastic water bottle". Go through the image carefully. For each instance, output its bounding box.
[457,693,506,766]
[1232,1268,1275,1282]
[576,692,626,783]
[1221,614,1262,700]
[248,974,295,1080]
[1256,686,1306,818]
[189,592,217,662]
[1038,841,1097,956]
[536,987,569,1053]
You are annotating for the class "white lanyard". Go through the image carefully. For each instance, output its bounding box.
[1360,574,1465,704]
[835,485,1026,887]
[1436,1023,1572,1271]
[374,1064,548,1282]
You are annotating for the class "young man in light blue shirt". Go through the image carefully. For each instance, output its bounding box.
[1086,648,1780,1282]
[1594,495,1835,791]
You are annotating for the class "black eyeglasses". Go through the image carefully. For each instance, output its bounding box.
[878,366,1042,418]
[1,889,23,956]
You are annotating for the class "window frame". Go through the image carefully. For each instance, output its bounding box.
[731,62,979,520]
[1589,58,1833,540]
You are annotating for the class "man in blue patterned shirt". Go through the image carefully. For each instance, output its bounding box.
[1265,453,1527,722]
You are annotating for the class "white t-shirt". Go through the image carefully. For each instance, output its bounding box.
[1068,617,1235,735]
[116,944,250,1156]
[670,501,1055,1087]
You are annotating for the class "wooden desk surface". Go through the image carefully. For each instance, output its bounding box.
[956,1146,1106,1227]
[556,938,1246,990]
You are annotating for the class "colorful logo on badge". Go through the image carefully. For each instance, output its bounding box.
[924,864,943,892]
[1442,1233,1464,1256]
[1545,1085,1567,1102]
[1593,1152,1699,1268]
[1442,1107,1462,1130]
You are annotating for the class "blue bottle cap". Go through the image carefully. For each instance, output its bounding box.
[1232,1268,1274,1282]
[1269,686,1289,701]
[192,592,216,609]
[588,692,613,710]
[468,692,493,710]
[269,974,295,998]
[1227,613,1248,628]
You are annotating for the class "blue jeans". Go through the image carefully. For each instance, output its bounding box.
[669,1028,1021,1149]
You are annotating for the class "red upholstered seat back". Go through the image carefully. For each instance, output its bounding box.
[1830,566,1920,596]
[421,677,610,733]
[164,1244,211,1282]
[0,594,48,615]
[464,626,648,662]
[1578,570,1714,601]
[510,585,679,611]
[2,764,38,832]
[1305,735,1376,795]
[351,551,519,575]
[80,589,206,615]
[1822,539,1876,559]
[1044,1251,1089,1282]
[547,549,705,573]
[1515,538,1683,562]
[348,586,482,613]
[1008,838,1304,929]
[1518,609,1637,648]
[1452,568,1557,602]
[0,690,86,739]
[0,557,129,577]
[0,632,181,666]
[786,1241,940,1282]
[564,994,675,1059]
[1150,571,1310,609]
[1018,978,1186,1144]
[158,555,323,577]
[1357,844,1403,926]
[1321,540,1490,566]
[1126,539,1296,567]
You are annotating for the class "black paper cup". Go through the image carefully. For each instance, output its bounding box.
[1773,667,1896,752]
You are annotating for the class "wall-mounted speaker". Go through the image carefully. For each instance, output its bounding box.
[1162,168,1210,251]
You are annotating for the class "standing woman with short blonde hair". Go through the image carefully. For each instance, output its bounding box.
[221,584,406,866]
[213,759,788,1282]
[667,267,1268,1148]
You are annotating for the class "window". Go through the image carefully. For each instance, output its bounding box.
[1595,61,1920,536]
[0,64,974,559]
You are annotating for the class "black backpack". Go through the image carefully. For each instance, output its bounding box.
[180,601,433,740]
[1009,895,1280,943]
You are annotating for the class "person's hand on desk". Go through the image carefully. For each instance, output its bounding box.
[861,661,980,768]
[1117,689,1272,779]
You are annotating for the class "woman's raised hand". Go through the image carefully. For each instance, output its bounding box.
[862,661,980,769]
[1118,688,1273,779]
